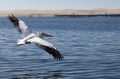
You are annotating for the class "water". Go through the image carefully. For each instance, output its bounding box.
[0,16,120,79]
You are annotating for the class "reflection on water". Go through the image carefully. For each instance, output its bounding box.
[11,70,62,79]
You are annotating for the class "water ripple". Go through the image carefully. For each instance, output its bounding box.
[0,17,120,79]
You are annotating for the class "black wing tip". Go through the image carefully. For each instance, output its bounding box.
[51,48,64,61]
[53,54,64,60]
[54,55,64,61]
[8,14,15,19]
[8,14,19,23]
[33,40,64,61]
[8,14,18,27]
[8,14,22,34]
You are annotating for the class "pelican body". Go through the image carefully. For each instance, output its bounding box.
[8,14,63,60]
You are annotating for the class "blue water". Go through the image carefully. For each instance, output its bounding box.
[0,16,120,79]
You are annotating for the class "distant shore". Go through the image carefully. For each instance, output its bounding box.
[0,9,120,17]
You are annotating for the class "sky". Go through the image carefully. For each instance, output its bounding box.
[0,0,120,10]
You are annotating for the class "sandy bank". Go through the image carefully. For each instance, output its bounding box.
[0,9,120,17]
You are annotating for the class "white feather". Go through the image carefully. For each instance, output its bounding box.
[19,20,28,30]
[27,36,54,48]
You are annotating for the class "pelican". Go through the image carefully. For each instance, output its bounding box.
[8,14,63,60]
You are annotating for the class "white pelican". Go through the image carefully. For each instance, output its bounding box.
[8,14,63,60]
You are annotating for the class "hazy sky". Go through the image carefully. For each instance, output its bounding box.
[0,0,120,10]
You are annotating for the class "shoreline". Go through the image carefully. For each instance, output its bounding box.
[0,9,120,17]
[55,14,120,17]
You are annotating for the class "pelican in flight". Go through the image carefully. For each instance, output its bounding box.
[8,14,63,60]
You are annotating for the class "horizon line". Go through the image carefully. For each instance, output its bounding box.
[0,8,120,10]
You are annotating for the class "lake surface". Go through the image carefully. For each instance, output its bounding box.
[0,16,120,79]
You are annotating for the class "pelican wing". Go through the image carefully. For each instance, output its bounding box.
[28,37,63,60]
[8,14,32,37]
